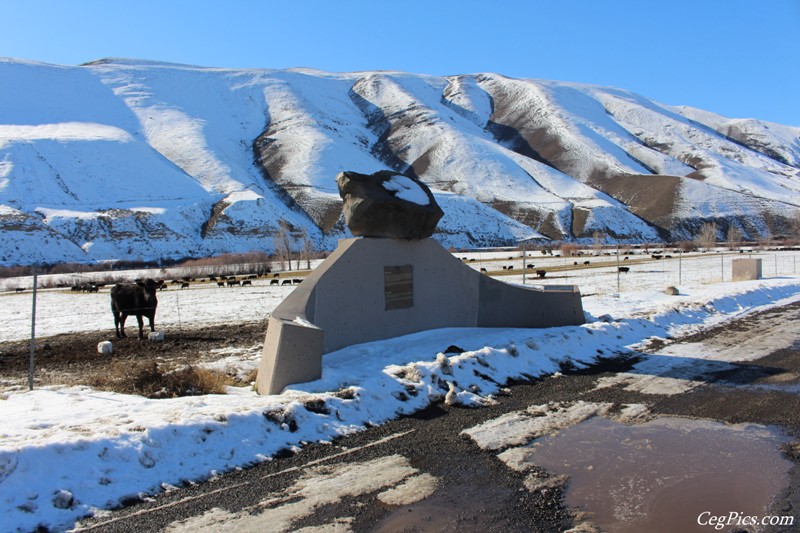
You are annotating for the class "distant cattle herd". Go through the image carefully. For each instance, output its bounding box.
[7,250,652,298]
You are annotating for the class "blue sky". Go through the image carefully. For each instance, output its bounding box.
[2,0,799,125]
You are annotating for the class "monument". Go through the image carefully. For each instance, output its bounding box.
[256,171,585,395]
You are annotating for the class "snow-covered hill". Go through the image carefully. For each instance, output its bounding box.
[1,58,799,266]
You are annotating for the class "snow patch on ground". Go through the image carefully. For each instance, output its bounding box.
[377,473,439,506]
[165,454,419,533]
[463,401,615,451]
[1,278,800,531]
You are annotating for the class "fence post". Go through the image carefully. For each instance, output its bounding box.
[175,288,183,339]
[29,273,38,391]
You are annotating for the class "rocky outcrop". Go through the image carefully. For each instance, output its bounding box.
[336,170,444,239]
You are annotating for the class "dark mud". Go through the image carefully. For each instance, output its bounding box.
[0,320,266,390]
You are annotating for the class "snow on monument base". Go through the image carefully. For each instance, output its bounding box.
[256,237,584,395]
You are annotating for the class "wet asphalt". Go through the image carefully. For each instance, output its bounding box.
[73,300,800,533]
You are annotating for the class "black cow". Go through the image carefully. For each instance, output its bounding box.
[110,279,158,339]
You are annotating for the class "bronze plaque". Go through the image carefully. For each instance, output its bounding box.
[384,265,413,310]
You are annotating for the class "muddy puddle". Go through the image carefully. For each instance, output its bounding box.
[525,416,793,533]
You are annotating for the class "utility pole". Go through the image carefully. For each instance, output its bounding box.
[521,242,527,285]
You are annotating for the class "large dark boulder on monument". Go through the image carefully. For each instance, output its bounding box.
[336,170,444,239]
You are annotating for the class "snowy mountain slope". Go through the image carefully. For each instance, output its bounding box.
[479,77,800,235]
[349,73,658,240]
[593,88,800,197]
[253,70,388,232]
[0,58,798,266]
[430,190,544,248]
[673,105,800,168]
[88,61,330,247]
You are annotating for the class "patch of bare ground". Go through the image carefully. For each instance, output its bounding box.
[0,320,266,396]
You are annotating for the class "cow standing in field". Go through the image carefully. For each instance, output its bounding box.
[110,279,159,339]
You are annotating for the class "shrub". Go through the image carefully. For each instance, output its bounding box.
[90,361,231,398]
[559,243,579,257]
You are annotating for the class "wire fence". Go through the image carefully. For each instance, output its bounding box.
[2,278,295,343]
[3,251,799,342]
[470,250,800,297]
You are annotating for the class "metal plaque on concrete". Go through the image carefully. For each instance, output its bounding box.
[384,265,413,310]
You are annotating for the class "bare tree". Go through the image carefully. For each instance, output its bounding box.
[758,227,773,250]
[273,223,293,271]
[559,243,579,257]
[696,222,718,251]
[592,231,605,256]
[790,210,800,245]
[300,229,315,270]
[726,224,743,251]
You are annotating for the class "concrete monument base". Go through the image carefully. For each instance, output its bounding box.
[256,238,584,395]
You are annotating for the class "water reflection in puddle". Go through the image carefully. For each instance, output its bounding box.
[525,416,792,533]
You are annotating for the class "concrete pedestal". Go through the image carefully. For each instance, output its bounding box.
[256,238,584,395]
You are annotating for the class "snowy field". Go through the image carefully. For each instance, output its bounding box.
[2,249,798,342]
[1,250,800,532]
